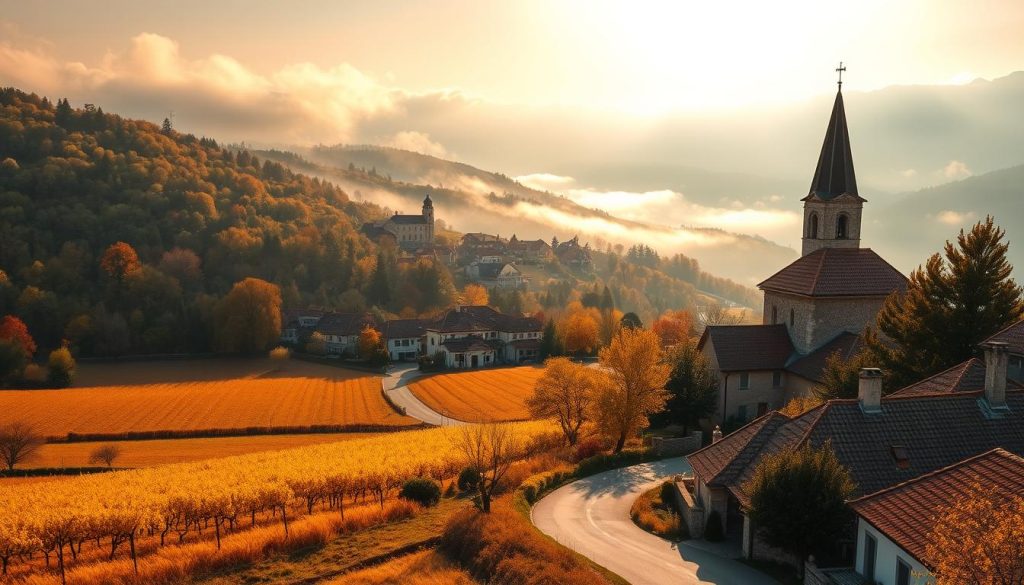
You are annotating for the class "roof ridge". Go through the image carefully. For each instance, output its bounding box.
[849,447,1021,506]
[984,318,1024,343]
[687,413,780,483]
[889,358,976,396]
[809,248,829,295]
[793,401,831,448]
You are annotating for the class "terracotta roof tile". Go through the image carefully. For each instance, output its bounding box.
[849,448,1024,565]
[758,248,907,298]
[698,325,794,372]
[984,319,1024,355]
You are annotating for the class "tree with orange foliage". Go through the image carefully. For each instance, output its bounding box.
[926,481,1024,585]
[213,278,282,353]
[460,284,489,307]
[100,241,141,280]
[561,311,599,356]
[358,325,389,366]
[652,309,694,346]
[598,308,623,346]
[527,357,598,446]
[0,315,35,357]
[595,327,671,452]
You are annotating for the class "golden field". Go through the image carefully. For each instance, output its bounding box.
[20,432,379,468]
[326,550,476,585]
[407,366,543,422]
[0,364,417,438]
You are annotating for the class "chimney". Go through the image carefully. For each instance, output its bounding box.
[859,368,883,413]
[712,425,723,443]
[982,342,1009,408]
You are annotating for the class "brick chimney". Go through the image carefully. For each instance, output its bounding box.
[859,368,883,413]
[712,425,723,443]
[982,341,1009,409]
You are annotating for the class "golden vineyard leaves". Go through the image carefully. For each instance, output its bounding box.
[0,422,556,576]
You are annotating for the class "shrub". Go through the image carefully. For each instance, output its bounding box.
[440,501,606,585]
[47,346,75,388]
[443,481,457,498]
[573,436,605,462]
[269,346,290,361]
[630,482,688,541]
[457,467,480,492]
[399,477,442,507]
[519,469,570,504]
[575,449,651,478]
[705,509,724,542]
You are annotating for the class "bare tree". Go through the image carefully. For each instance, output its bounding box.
[88,443,122,468]
[454,423,522,513]
[0,421,43,471]
[699,301,746,329]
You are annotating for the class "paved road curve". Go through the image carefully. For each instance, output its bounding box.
[532,459,781,585]
[382,364,465,426]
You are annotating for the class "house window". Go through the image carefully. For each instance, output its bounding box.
[837,214,849,239]
[863,532,877,581]
[771,306,778,324]
[789,309,795,327]
[738,372,749,390]
[896,558,911,585]
[808,212,819,239]
[772,371,782,388]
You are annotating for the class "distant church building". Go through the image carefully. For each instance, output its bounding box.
[362,194,435,250]
[698,77,909,424]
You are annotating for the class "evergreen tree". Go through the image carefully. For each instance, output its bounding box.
[813,350,868,401]
[368,251,392,308]
[539,318,562,359]
[620,312,643,330]
[865,217,1023,389]
[600,285,615,311]
[55,98,72,128]
[651,340,718,433]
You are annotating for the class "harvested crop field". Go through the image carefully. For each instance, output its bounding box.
[407,366,543,422]
[20,432,380,469]
[0,363,417,439]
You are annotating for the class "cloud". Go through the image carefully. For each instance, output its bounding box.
[384,131,450,158]
[514,173,577,191]
[934,210,976,225]
[900,168,917,178]
[942,160,972,180]
[0,30,425,144]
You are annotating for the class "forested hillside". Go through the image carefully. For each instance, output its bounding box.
[0,88,401,355]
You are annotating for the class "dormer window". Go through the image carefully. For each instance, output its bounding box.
[890,445,910,469]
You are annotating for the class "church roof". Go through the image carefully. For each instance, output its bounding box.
[758,248,907,298]
[697,324,794,372]
[387,214,429,225]
[805,89,861,201]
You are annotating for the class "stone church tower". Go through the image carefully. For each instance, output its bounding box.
[801,87,864,256]
[422,194,435,242]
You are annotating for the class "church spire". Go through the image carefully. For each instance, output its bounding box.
[808,74,858,201]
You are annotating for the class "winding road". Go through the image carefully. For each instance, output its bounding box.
[382,364,466,426]
[532,459,781,585]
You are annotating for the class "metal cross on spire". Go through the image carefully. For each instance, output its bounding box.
[836,61,847,90]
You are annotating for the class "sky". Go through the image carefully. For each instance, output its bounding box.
[2,0,1024,265]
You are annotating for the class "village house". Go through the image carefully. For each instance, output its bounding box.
[382,318,427,362]
[553,236,593,270]
[465,261,529,289]
[314,312,378,356]
[280,308,326,345]
[507,234,553,263]
[816,448,1024,585]
[684,341,1024,570]
[698,83,908,425]
[423,305,542,368]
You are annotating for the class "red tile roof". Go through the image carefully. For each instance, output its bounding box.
[758,248,907,298]
[698,325,794,372]
[849,448,1024,566]
[984,319,1024,355]
[889,357,1024,397]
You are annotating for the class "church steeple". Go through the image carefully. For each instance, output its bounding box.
[808,88,858,200]
[800,66,865,256]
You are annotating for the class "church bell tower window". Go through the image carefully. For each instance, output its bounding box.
[808,213,819,239]
[837,214,849,239]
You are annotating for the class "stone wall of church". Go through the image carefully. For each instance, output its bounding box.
[764,292,884,355]
[801,197,863,255]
